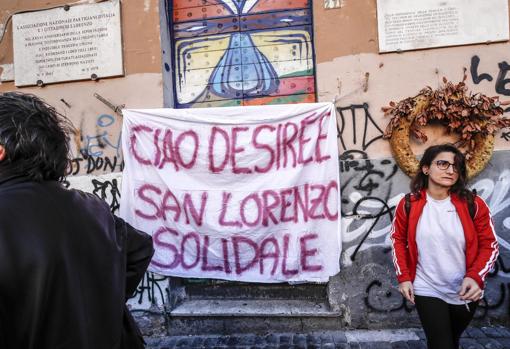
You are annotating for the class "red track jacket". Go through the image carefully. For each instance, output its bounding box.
[390,189,499,289]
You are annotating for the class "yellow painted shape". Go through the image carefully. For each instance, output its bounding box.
[175,38,230,71]
[249,30,313,75]
[174,35,231,103]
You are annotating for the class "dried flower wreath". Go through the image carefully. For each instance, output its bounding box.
[382,75,510,178]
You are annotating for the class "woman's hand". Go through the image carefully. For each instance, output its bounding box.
[459,277,482,301]
[398,281,415,304]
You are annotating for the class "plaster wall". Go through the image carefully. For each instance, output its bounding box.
[313,0,510,159]
[0,0,508,333]
[0,0,164,176]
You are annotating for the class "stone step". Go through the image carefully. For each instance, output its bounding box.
[184,282,328,300]
[168,299,342,335]
[171,299,338,317]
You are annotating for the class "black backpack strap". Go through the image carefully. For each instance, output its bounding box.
[404,193,411,218]
[467,189,477,220]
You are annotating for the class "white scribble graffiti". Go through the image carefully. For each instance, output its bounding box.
[342,170,510,279]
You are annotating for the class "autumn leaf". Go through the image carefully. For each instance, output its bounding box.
[383,77,510,156]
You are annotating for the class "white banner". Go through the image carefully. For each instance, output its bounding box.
[120,103,341,283]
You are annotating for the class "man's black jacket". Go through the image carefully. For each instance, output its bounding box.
[0,176,154,349]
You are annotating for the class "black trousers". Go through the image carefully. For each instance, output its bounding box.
[415,295,478,349]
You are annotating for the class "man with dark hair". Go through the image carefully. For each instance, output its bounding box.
[0,92,154,349]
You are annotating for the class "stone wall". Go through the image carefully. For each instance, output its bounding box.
[67,149,510,332]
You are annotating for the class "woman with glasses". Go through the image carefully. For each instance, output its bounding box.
[390,144,499,349]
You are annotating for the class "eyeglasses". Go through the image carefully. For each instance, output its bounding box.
[435,160,458,172]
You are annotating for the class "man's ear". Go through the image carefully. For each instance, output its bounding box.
[0,145,6,162]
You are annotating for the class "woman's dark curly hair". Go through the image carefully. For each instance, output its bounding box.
[0,92,74,182]
[410,143,471,200]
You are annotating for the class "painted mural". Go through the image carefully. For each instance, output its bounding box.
[171,0,316,108]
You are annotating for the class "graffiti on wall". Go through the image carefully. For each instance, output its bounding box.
[130,271,168,309]
[171,0,316,108]
[336,104,385,152]
[67,156,124,176]
[63,146,510,321]
[333,103,394,264]
[67,113,124,176]
[66,173,168,310]
[80,114,122,158]
[341,151,510,321]
[339,150,398,264]
[470,55,510,117]
[364,258,510,320]
[470,54,510,97]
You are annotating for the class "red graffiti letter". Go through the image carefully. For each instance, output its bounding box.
[282,234,298,276]
[180,232,200,269]
[283,122,298,168]
[298,115,316,165]
[309,184,326,220]
[219,192,242,227]
[324,180,339,221]
[300,233,322,272]
[201,235,223,272]
[151,226,180,269]
[262,190,280,226]
[130,125,153,165]
[231,126,252,174]
[222,238,232,274]
[135,184,161,220]
[161,189,181,222]
[175,130,199,169]
[259,237,280,275]
[183,192,208,226]
[315,113,331,163]
[240,193,262,227]
[233,236,259,275]
[209,126,230,173]
[159,129,179,171]
[252,124,276,173]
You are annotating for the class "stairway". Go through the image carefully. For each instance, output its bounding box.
[167,279,342,335]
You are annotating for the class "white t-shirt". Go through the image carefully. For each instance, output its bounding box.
[413,193,467,304]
